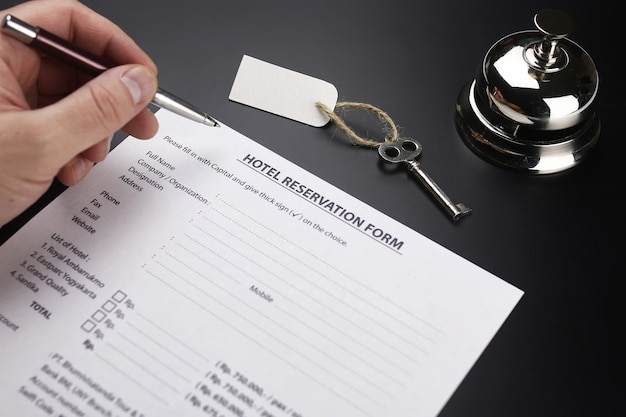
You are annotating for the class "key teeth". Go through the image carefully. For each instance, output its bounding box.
[452,203,472,221]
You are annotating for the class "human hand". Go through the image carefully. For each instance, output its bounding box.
[0,0,159,227]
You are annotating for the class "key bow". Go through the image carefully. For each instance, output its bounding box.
[378,138,422,164]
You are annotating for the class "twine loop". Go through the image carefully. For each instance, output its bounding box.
[316,101,399,148]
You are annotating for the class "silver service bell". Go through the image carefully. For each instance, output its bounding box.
[455,9,600,174]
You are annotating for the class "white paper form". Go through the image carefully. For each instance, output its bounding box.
[0,110,523,417]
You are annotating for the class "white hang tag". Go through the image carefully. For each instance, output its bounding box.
[229,55,338,127]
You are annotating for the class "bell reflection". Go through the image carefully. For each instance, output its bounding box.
[455,9,600,174]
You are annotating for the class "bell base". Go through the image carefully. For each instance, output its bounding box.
[455,81,601,175]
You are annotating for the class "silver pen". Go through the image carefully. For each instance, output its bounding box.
[1,14,219,127]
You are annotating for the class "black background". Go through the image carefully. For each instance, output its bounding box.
[0,1,622,416]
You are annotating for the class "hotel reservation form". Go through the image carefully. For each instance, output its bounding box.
[0,110,522,417]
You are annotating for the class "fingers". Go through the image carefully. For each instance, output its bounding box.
[7,0,156,71]
[56,155,92,186]
[37,64,158,165]
[57,133,112,186]
[81,134,113,163]
[56,119,154,186]
[3,0,158,106]
[0,0,162,226]
[122,107,160,139]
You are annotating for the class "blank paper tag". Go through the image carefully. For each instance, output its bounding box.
[229,55,338,127]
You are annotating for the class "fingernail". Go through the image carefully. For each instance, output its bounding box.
[73,157,86,174]
[121,67,156,105]
[68,158,88,184]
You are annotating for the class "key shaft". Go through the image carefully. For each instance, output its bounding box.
[378,138,471,221]
[404,160,471,221]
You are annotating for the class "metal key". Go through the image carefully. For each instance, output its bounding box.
[378,138,472,221]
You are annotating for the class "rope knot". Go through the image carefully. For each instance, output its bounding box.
[316,101,400,149]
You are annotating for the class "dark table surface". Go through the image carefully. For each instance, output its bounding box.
[1,1,622,416]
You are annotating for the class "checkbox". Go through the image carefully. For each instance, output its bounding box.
[112,291,126,302]
[91,310,106,322]
[102,300,116,312]
[81,320,96,332]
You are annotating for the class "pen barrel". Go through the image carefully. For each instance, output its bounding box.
[2,13,218,127]
[153,89,210,125]
[34,28,113,76]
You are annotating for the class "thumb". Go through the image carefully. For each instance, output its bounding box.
[42,65,157,161]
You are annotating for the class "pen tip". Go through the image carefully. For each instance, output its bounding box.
[204,116,220,127]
